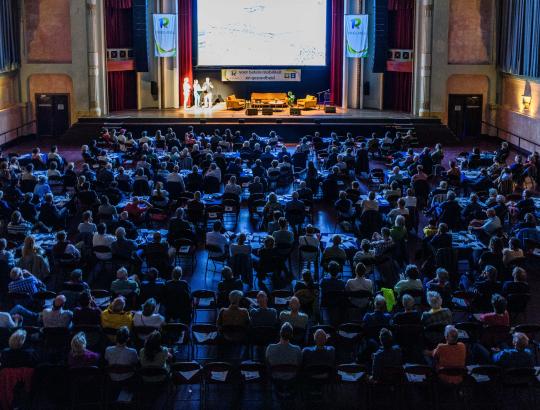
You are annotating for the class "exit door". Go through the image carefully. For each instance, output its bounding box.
[448,94,483,139]
[36,94,70,137]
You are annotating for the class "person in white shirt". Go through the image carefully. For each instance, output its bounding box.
[42,295,73,328]
[346,262,373,308]
[224,176,242,196]
[92,223,116,260]
[105,326,139,381]
[403,188,418,208]
[206,221,229,257]
[133,298,165,339]
[47,162,62,178]
[361,191,380,214]
[205,163,222,183]
[167,165,184,184]
[387,198,410,224]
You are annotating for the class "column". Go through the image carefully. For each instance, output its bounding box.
[417,0,433,117]
[160,0,180,108]
[86,0,101,116]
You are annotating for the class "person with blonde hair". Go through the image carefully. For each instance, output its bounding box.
[1,329,38,367]
[17,236,50,280]
[68,332,99,367]
[101,296,134,332]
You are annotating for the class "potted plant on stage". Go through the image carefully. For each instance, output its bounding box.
[287,91,296,107]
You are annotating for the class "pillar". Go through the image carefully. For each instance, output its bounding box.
[416,0,433,117]
[86,0,101,116]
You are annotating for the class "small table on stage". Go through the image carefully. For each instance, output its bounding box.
[251,101,287,111]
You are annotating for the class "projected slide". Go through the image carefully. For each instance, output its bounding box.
[197,0,327,66]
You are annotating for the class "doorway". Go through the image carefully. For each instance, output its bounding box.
[448,94,483,139]
[35,94,70,137]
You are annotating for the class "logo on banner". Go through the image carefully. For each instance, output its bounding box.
[153,14,177,57]
[345,15,368,58]
[221,69,301,82]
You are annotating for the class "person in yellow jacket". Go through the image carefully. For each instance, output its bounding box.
[101,297,133,340]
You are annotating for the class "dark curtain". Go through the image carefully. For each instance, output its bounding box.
[498,0,540,78]
[384,0,414,112]
[179,0,193,106]
[108,71,137,111]
[105,0,133,48]
[330,0,344,106]
[0,0,20,73]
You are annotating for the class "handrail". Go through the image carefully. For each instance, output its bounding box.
[482,120,540,154]
[0,120,36,146]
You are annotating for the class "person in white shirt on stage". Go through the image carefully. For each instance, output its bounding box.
[203,77,214,108]
[182,77,191,110]
[193,79,202,108]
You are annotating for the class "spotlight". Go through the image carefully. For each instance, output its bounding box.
[522,95,532,111]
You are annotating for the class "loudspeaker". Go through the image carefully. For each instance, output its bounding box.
[290,107,301,116]
[262,107,273,115]
[133,0,149,72]
[324,105,337,113]
[372,0,389,73]
[150,81,158,100]
[245,108,258,116]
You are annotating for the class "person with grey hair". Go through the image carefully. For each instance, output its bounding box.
[111,226,138,260]
[216,289,249,330]
[110,267,140,296]
[469,208,502,239]
[266,322,302,380]
[302,328,335,368]
[363,295,391,328]
[0,329,38,367]
[33,175,52,199]
[426,325,466,384]
[421,291,452,327]
[493,332,534,368]
[392,294,422,325]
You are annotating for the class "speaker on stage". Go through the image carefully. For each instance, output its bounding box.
[324,105,337,113]
[245,108,258,116]
[290,107,301,116]
[262,107,273,115]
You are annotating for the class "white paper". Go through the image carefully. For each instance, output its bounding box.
[338,331,359,339]
[241,370,260,380]
[179,370,199,380]
[274,297,290,305]
[193,331,218,342]
[211,370,228,382]
[406,373,426,383]
[457,330,469,340]
[338,370,364,381]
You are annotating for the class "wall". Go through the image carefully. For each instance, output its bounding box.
[496,74,540,153]
[417,0,497,125]
[19,0,107,123]
[446,74,490,124]
[0,72,27,144]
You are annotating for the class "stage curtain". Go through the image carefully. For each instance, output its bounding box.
[330,0,344,106]
[384,0,414,112]
[179,0,193,106]
[498,0,540,78]
[0,0,19,73]
[105,0,133,48]
[108,71,137,112]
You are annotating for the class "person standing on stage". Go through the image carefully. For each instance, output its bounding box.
[182,77,191,110]
[193,79,202,108]
[203,77,214,108]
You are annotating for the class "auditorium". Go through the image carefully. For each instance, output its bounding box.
[0,0,540,408]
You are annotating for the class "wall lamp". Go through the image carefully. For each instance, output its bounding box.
[522,95,532,111]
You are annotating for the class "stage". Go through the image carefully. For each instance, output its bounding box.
[70,104,453,144]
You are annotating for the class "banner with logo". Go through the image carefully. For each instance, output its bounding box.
[345,15,368,58]
[221,69,301,82]
[153,14,177,57]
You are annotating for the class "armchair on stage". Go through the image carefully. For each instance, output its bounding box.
[226,95,246,110]
[297,94,317,109]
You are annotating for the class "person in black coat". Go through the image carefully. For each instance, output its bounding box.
[163,267,192,323]
[438,191,463,231]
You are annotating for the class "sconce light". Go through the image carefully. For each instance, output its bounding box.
[522,95,532,111]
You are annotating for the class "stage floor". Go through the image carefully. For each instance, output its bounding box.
[102,103,419,121]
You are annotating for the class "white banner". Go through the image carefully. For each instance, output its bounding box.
[153,14,177,57]
[221,69,301,82]
[345,15,368,58]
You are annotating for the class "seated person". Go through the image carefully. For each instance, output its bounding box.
[320,261,345,306]
[224,175,242,196]
[101,296,134,331]
[0,329,39,368]
[279,296,309,330]
[124,197,152,224]
[421,291,452,327]
[469,208,502,241]
[139,331,171,381]
[139,268,166,303]
[502,267,529,295]
[68,332,100,368]
[105,327,139,381]
[394,264,423,298]
[111,227,138,261]
[493,332,534,368]
[427,325,466,384]
[266,322,302,379]
[322,235,347,265]
[42,295,73,328]
[363,295,391,328]
[302,329,336,369]
[217,266,243,306]
[392,294,422,325]
[345,262,373,309]
[110,267,140,297]
[272,217,295,248]
[133,298,165,333]
[206,221,229,256]
[216,289,250,332]
[429,222,452,252]
[502,237,524,267]
[371,228,394,256]
[371,328,402,381]
[249,291,278,327]
[73,290,101,327]
[474,294,509,327]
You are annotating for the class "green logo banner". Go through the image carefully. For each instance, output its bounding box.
[153,14,177,57]
[345,15,368,58]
